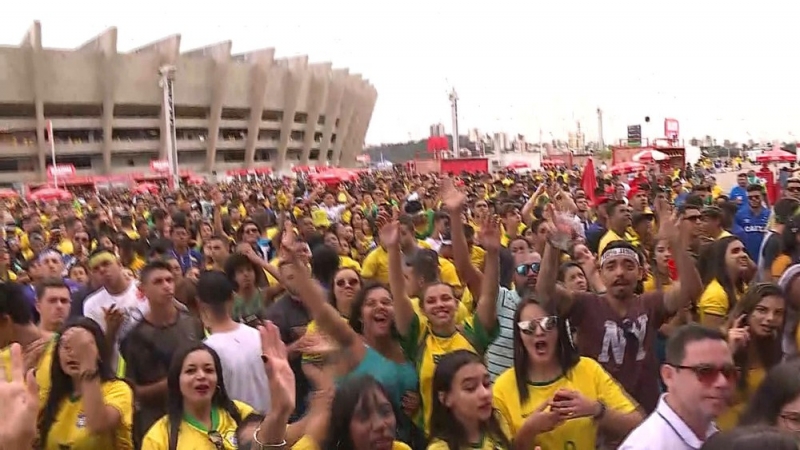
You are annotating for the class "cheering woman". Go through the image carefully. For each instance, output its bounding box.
[38,317,134,450]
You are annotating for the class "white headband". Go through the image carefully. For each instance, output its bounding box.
[600,247,639,266]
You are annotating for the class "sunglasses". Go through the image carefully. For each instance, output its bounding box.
[244,228,259,234]
[670,363,739,385]
[515,263,541,276]
[518,316,558,334]
[335,278,360,288]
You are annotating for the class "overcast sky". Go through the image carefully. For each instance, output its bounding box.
[3,0,799,145]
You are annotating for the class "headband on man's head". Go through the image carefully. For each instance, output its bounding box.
[36,249,61,264]
[600,247,639,267]
[88,249,117,269]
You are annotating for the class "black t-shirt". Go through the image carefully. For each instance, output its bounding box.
[761,231,781,277]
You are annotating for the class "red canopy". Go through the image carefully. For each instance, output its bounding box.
[0,188,19,199]
[756,146,795,163]
[505,161,529,170]
[28,187,72,202]
[133,183,159,194]
[610,161,646,175]
[541,158,566,166]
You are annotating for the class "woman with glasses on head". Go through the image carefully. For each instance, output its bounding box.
[37,317,134,450]
[716,282,786,430]
[739,360,800,434]
[492,296,642,449]
[696,236,751,328]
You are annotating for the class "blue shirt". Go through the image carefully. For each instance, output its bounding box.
[170,248,202,274]
[729,186,747,208]
[24,278,81,323]
[735,207,770,263]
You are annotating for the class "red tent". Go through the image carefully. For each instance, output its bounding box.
[28,187,72,202]
[0,188,19,199]
[133,183,159,194]
[756,146,795,163]
[541,158,566,166]
[610,161,646,175]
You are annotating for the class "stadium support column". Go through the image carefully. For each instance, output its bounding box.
[159,65,179,190]
[449,88,459,158]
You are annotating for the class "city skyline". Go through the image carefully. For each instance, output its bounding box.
[4,0,798,146]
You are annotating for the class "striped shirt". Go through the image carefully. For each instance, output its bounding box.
[486,287,521,379]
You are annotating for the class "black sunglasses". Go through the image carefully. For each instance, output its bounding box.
[336,278,360,288]
[515,263,541,276]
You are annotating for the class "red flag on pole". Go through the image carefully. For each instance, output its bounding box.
[581,158,597,205]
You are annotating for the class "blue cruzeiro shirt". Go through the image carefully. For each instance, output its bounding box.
[735,206,770,264]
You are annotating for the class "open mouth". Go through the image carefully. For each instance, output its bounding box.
[195,384,210,395]
[533,340,548,355]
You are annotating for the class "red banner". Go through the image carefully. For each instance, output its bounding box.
[150,159,170,173]
[47,164,75,179]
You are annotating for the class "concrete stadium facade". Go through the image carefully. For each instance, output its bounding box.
[0,22,377,184]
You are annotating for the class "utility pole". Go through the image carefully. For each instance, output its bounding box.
[449,88,459,159]
[159,65,179,190]
[596,108,605,151]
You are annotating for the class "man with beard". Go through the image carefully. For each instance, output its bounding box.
[441,178,539,379]
[538,210,702,414]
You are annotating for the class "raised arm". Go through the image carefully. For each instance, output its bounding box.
[381,217,417,337]
[475,216,501,333]
[536,205,578,316]
[441,178,483,296]
[277,231,363,361]
[659,205,702,314]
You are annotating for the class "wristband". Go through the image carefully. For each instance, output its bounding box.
[252,426,286,448]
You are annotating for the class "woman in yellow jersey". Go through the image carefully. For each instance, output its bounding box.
[739,360,800,432]
[427,351,512,450]
[296,375,411,450]
[717,283,786,430]
[493,298,643,450]
[697,236,751,328]
[384,215,501,435]
[141,341,258,450]
[37,318,134,450]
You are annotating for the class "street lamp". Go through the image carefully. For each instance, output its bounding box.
[159,65,179,190]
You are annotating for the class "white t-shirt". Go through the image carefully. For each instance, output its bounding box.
[204,324,271,413]
[83,281,149,373]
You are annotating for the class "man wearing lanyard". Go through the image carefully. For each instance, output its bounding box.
[619,324,735,449]
[170,219,201,274]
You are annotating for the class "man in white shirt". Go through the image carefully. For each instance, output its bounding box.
[82,249,148,373]
[619,324,735,450]
[199,270,271,413]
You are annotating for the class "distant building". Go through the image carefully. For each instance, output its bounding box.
[0,22,376,183]
[430,123,446,137]
[493,132,509,152]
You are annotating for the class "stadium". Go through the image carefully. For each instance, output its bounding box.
[0,22,377,185]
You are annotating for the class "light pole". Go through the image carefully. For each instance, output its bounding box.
[159,65,179,190]
[448,88,459,159]
[47,120,57,188]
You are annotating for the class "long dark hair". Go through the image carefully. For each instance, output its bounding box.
[38,318,121,446]
[428,351,510,450]
[322,375,400,450]
[513,296,580,403]
[739,361,800,426]
[165,343,244,450]
[698,236,747,311]
[728,283,786,391]
[348,282,400,341]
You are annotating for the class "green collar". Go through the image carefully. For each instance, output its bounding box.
[183,406,220,433]
[470,433,486,448]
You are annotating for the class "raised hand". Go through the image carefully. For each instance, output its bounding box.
[439,177,467,212]
[478,215,501,252]
[260,322,296,414]
[727,314,750,352]
[378,217,400,249]
[0,344,39,449]
[62,326,99,373]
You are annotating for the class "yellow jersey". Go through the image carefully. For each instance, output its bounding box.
[598,228,641,255]
[340,255,362,272]
[493,357,638,450]
[293,435,411,450]
[141,401,254,450]
[399,313,496,435]
[361,246,390,284]
[427,411,511,449]
[697,279,742,324]
[0,337,55,406]
[42,379,134,450]
[716,366,766,430]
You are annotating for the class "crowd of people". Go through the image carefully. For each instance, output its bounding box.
[0,162,798,450]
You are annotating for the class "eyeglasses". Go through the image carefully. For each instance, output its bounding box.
[670,363,739,385]
[244,228,259,234]
[779,412,800,431]
[207,430,224,450]
[336,278,360,287]
[518,316,558,334]
[515,263,541,276]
